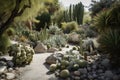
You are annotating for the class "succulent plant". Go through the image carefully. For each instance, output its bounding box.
[60,69,70,78]
[49,64,57,72]
[8,43,34,66]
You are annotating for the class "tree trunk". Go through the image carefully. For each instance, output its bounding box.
[0,0,31,35]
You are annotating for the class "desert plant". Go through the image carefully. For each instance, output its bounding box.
[0,34,11,55]
[94,11,109,32]
[38,28,49,42]
[61,21,78,33]
[8,43,34,66]
[48,25,61,34]
[94,3,120,32]
[98,30,120,67]
[44,35,67,48]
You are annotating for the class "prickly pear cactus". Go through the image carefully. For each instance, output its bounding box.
[9,43,34,66]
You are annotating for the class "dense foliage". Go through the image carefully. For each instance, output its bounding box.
[98,30,120,67]
[94,2,120,32]
[90,0,116,17]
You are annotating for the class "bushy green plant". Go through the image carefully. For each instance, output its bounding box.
[0,34,11,55]
[98,30,120,67]
[44,35,67,48]
[48,25,61,34]
[94,11,109,32]
[94,3,120,32]
[61,21,78,33]
[38,28,49,42]
[9,43,34,66]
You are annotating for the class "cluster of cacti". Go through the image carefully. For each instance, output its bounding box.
[9,44,34,66]
[49,50,87,78]
[63,2,84,25]
[44,35,67,48]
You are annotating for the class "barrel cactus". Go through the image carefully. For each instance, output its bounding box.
[60,69,70,78]
[49,64,57,72]
[9,43,34,66]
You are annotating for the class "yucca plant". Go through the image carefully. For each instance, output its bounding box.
[98,30,120,67]
[94,11,109,32]
[94,3,120,32]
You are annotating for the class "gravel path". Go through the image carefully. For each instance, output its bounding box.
[19,45,74,80]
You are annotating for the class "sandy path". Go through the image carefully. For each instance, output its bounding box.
[19,46,74,80]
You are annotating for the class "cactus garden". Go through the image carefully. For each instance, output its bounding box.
[0,0,120,80]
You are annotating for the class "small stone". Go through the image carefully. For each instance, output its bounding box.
[6,73,15,80]
[73,71,80,76]
[7,61,14,68]
[104,70,113,79]
[8,68,13,72]
[47,47,58,53]
[113,75,119,80]
[93,73,97,78]
[97,69,103,73]
[92,65,97,69]
[72,50,79,55]
[74,76,80,80]
[88,75,93,79]
[101,59,110,68]
[0,66,7,74]
[0,73,6,78]
[78,68,87,74]
[87,67,91,72]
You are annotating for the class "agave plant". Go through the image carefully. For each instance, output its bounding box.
[98,30,120,67]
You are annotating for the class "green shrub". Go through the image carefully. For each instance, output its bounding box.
[48,25,61,34]
[0,34,11,55]
[38,28,49,42]
[98,30,120,67]
[61,21,78,33]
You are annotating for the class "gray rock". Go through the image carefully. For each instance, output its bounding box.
[101,59,110,68]
[72,50,79,55]
[8,68,13,72]
[7,61,14,68]
[34,42,47,53]
[78,68,87,74]
[6,73,15,80]
[88,74,93,79]
[104,70,113,79]
[92,73,97,78]
[92,65,97,69]
[87,67,91,72]
[47,47,58,53]
[113,75,119,80]
[97,69,103,74]
[73,71,80,76]
[74,76,80,80]
[46,54,57,64]
[0,66,7,74]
